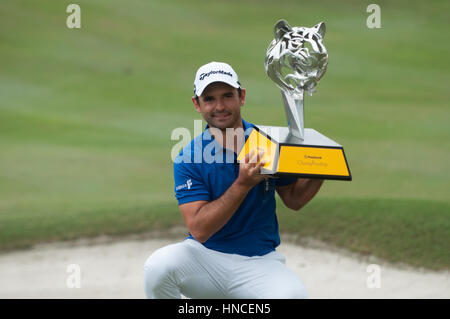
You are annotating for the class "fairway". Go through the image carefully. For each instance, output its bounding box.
[0,0,449,270]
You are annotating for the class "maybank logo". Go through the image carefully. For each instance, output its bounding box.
[176,179,193,191]
[304,155,322,159]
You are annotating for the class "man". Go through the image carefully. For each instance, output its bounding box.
[144,61,324,298]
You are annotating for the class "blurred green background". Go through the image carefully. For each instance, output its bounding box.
[0,0,449,269]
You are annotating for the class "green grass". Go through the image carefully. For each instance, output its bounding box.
[0,0,449,270]
[278,197,450,270]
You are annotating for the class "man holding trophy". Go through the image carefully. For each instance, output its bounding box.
[144,20,349,299]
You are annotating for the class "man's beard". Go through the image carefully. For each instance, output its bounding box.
[208,111,240,131]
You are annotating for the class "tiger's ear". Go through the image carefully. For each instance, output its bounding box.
[274,19,292,40]
[313,22,326,38]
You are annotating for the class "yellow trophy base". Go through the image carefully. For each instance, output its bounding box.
[237,126,351,181]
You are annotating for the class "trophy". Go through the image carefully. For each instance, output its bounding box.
[238,19,351,181]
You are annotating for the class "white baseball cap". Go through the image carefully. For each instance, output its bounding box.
[193,61,241,97]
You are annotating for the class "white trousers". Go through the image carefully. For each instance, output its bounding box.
[143,239,308,299]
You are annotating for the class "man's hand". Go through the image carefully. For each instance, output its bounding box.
[236,149,266,189]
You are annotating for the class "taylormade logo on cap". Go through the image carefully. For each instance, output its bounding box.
[199,70,233,81]
[194,61,241,96]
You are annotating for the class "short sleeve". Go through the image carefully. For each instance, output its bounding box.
[174,161,211,205]
[275,176,297,187]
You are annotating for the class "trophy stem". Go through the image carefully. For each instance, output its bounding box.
[281,90,304,141]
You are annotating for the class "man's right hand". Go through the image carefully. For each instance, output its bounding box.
[236,149,267,189]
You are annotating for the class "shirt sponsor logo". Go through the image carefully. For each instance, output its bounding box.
[176,179,193,191]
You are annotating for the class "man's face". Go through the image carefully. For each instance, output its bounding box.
[192,82,246,130]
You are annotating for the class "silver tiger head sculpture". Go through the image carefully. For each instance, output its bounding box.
[264,20,328,97]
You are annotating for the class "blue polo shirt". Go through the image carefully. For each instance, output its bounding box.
[173,119,296,256]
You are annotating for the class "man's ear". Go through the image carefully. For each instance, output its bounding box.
[239,88,246,107]
[192,96,201,113]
